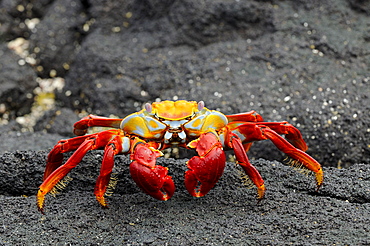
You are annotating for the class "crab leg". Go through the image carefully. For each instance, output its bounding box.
[94,135,125,207]
[73,115,123,136]
[226,111,264,123]
[37,130,119,213]
[224,112,263,154]
[261,127,323,188]
[256,122,308,151]
[185,131,226,197]
[232,124,323,189]
[43,134,96,180]
[224,131,266,200]
[230,122,308,151]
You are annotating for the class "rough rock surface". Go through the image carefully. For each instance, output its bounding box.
[0,0,369,245]
[0,0,368,166]
[0,44,37,118]
[0,151,369,245]
[57,0,370,167]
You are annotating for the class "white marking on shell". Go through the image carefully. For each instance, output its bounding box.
[121,137,131,153]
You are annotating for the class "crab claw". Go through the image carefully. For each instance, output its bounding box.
[185,132,226,197]
[130,144,175,201]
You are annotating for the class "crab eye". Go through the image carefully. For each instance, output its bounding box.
[145,103,152,113]
[198,101,204,111]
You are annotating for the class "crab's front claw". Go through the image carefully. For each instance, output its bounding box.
[130,144,175,201]
[185,132,226,197]
[130,161,175,200]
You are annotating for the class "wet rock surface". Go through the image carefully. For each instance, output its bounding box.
[0,0,369,245]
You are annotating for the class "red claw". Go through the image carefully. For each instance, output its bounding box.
[130,144,175,201]
[185,132,226,197]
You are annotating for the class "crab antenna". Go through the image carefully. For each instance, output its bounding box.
[145,103,152,112]
[198,101,205,111]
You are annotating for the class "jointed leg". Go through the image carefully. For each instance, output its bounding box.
[256,122,308,151]
[224,132,266,200]
[74,115,123,136]
[44,134,96,180]
[94,135,124,207]
[231,124,323,189]
[37,130,121,213]
[226,111,264,123]
[261,127,323,189]
[232,122,308,151]
[37,139,95,213]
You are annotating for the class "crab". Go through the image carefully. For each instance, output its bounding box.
[37,100,323,213]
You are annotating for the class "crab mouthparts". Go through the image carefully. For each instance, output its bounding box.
[163,120,188,144]
[164,130,186,144]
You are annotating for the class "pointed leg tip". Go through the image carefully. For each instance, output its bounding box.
[36,191,46,214]
[37,200,46,214]
[257,184,266,200]
[315,170,324,191]
[96,196,108,208]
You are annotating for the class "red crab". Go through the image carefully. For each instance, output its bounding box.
[37,100,323,213]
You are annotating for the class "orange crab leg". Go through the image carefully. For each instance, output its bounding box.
[94,135,123,207]
[224,111,264,153]
[37,139,95,213]
[261,127,323,189]
[37,130,119,213]
[256,122,308,151]
[224,131,266,199]
[73,115,123,136]
[43,134,96,180]
[226,111,264,123]
[228,122,308,151]
[232,124,323,189]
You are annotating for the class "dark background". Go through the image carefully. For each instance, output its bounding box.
[0,0,369,245]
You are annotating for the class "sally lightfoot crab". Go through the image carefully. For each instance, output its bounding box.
[37,100,323,213]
